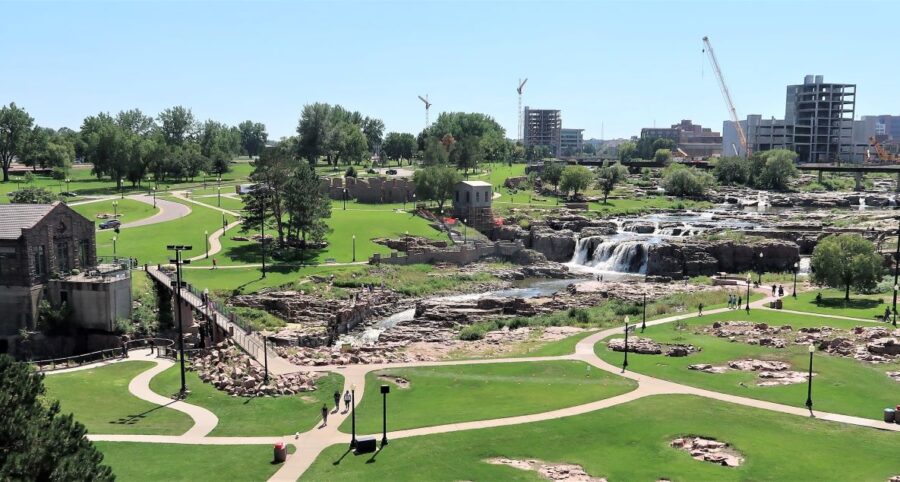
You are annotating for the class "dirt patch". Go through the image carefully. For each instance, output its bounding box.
[671,436,743,467]
[887,372,900,382]
[377,374,410,389]
[487,458,607,482]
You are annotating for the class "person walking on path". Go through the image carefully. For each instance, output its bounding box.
[320,404,329,427]
[212,258,218,270]
[778,285,784,297]
[333,391,341,412]
[698,303,704,317]
[771,284,776,296]
[343,390,352,412]
[738,296,742,308]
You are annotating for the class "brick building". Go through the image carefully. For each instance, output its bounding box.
[0,203,131,355]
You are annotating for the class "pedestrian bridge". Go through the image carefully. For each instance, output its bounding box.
[146,265,298,375]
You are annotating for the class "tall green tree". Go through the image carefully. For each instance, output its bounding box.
[559,165,592,198]
[0,355,113,481]
[713,156,750,185]
[382,132,417,166]
[662,164,713,197]
[238,120,268,158]
[80,113,131,188]
[595,162,627,203]
[413,165,462,213]
[157,106,196,146]
[116,108,156,136]
[757,149,798,190]
[654,148,672,165]
[0,102,35,182]
[296,103,332,166]
[811,233,884,301]
[242,141,295,246]
[452,137,483,175]
[542,161,564,194]
[422,137,449,166]
[284,162,332,249]
[618,141,637,162]
[361,117,384,154]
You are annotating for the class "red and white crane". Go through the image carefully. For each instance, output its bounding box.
[702,36,749,157]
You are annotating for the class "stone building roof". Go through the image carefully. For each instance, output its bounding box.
[459,180,491,188]
[0,203,56,240]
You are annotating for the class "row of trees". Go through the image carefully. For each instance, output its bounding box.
[0,102,269,186]
[417,112,510,174]
[713,149,798,190]
[539,162,628,202]
[296,103,383,168]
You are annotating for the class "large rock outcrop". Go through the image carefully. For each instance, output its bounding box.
[647,239,800,278]
[529,227,577,262]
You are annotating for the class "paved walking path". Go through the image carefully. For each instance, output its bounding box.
[79,290,900,481]
[121,194,192,229]
[187,220,242,262]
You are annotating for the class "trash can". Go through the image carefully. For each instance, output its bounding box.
[273,441,287,463]
[884,408,895,423]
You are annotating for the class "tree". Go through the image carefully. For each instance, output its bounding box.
[238,120,268,158]
[10,187,55,204]
[242,142,294,246]
[157,106,196,146]
[199,120,240,175]
[413,165,462,213]
[713,156,750,185]
[0,102,35,182]
[480,131,510,164]
[382,132,417,166]
[541,161,563,194]
[326,121,368,167]
[595,162,627,203]
[582,143,597,155]
[654,148,673,165]
[284,161,332,249]
[296,103,332,165]
[116,108,156,136]
[452,137,483,175]
[811,233,884,301]
[80,113,131,188]
[361,117,385,154]
[422,137,449,166]
[662,165,713,197]
[757,149,798,190]
[618,141,637,162]
[0,355,113,481]
[559,165,592,198]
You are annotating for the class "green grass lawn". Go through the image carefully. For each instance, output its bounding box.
[192,203,446,268]
[181,264,366,295]
[340,360,637,434]
[782,288,890,319]
[42,361,193,436]
[513,330,597,358]
[307,394,900,481]
[94,198,237,264]
[0,160,253,202]
[70,198,158,227]
[95,442,285,481]
[596,309,900,420]
[190,194,245,213]
[588,195,712,215]
[150,364,344,436]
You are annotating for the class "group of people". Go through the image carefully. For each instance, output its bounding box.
[771,284,786,298]
[726,293,744,310]
[320,390,354,427]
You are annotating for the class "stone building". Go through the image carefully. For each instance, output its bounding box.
[0,203,131,355]
[452,181,494,231]
[324,176,415,204]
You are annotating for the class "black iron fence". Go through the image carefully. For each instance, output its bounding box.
[32,337,176,372]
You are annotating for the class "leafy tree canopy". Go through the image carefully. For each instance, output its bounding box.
[811,233,884,300]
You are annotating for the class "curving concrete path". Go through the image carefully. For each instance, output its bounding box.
[78,290,900,481]
[121,194,192,229]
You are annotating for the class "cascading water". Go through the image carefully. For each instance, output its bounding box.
[569,236,649,274]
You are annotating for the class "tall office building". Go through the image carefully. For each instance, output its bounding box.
[560,128,584,155]
[724,75,859,163]
[523,107,561,156]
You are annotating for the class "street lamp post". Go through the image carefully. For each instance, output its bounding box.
[745,275,752,313]
[203,287,210,346]
[641,293,647,332]
[217,186,221,207]
[805,344,815,414]
[757,252,764,285]
[380,384,390,447]
[463,218,468,244]
[792,261,799,298]
[222,213,227,234]
[263,336,269,384]
[894,285,898,328]
[152,189,156,208]
[352,235,356,262]
[65,178,70,195]
[112,236,117,255]
[204,230,209,259]
[343,188,348,210]
[260,193,266,278]
[112,201,118,219]
[622,315,630,373]
[167,244,193,396]
[350,386,357,449]
[120,178,124,199]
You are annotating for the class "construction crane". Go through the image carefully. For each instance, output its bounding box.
[418,94,432,130]
[517,78,528,143]
[867,136,900,164]
[702,36,749,157]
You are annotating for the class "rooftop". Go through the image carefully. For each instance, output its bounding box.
[0,203,56,240]
[459,181,492,187]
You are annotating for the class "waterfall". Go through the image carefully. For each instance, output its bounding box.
[569,237,648,274]
[858,197,866,211]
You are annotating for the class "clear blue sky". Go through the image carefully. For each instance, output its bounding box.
[2,1,898,141]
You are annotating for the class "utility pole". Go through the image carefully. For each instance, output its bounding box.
[167,244,192,396]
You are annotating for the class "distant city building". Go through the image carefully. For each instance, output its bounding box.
[641,120,722,158]
[724,75,863,163]
[523,107,562,156]
[0,203,132,356]
[560,128,584,155]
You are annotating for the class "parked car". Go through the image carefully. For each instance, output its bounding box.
[99,219,121,229]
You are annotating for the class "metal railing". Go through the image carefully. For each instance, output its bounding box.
[31,337,175,372]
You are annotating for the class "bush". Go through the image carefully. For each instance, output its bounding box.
[567,308,591,324]
[344,166,358,178]
[662,165,713,197]
[459,324,491,341]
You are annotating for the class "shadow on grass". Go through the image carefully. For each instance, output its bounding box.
[109,399,179,426]
[814,297,883,310]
